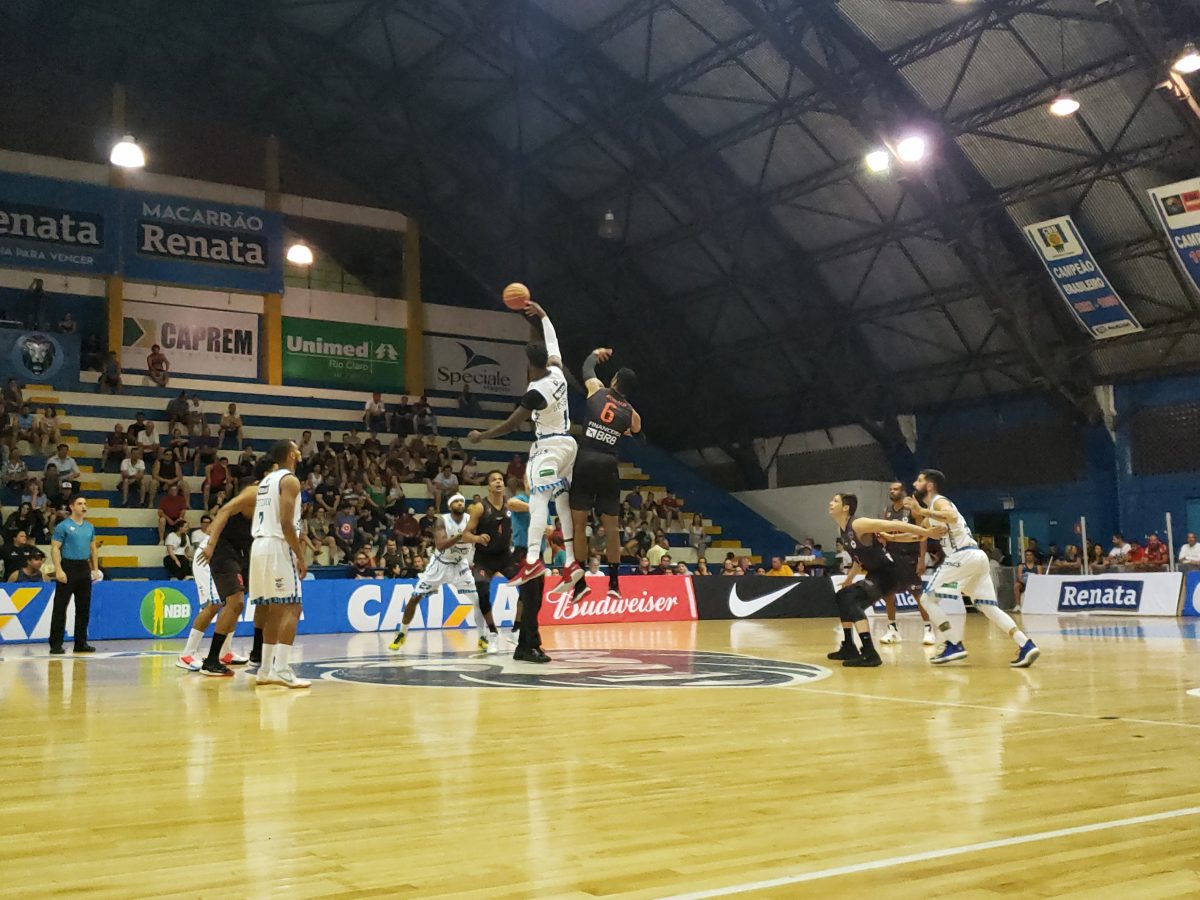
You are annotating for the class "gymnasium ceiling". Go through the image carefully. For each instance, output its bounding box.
[4,0,1200,450]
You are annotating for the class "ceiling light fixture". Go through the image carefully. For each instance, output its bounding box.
[1174,44,1200,74]
[598,209,621,240]
[109,135,145,168]
[1048,93,1081,116]
[864,149,891,173]
[286,241,314,266]
[895,135,926,163]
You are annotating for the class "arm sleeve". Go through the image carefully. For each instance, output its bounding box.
[519,389,548,411]
[582,351,600,382]
[541,315,561,360]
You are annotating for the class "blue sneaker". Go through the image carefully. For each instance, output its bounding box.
[1011,640,1040,668]
[930,641,968,665]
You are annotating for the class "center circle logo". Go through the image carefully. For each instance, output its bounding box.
[292,649,832,689]
[139,587,192,637]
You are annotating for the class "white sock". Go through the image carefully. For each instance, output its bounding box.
[526,490,550,565]
[260,643,276,674]
[221,633,233,658]
[274,644,292,670]
[473,597,489,638]
[183,628,204,657]
[919,594,959,643]
[976,602,1028,646]
[888,620,898,630]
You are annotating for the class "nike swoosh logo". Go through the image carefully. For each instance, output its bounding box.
[728,582,796,617]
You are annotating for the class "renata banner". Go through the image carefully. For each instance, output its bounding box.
[1023,573,1182,617]
[540,575,697,625]
[0,171,120,276]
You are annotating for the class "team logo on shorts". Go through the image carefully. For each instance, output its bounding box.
[291,649,831,689]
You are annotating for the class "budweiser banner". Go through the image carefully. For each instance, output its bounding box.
[692,575,837,620]
[1148,177,1200,298]
[540,575,697,625]
[1022,215,1140,340]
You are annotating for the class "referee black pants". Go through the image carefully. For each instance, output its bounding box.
[50,559,93,651]
[515,578,543,652]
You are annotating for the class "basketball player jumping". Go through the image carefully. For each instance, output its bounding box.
[388,492,495,652]
[468,299,580,590]
[905,469,1040,667]
[249,440,310,688]
[879,481,934,646]
[567,347,639,603]
[826,492,946,667]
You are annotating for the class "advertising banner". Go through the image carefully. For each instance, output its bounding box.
[540,575,697,625]
[0,578,515,645]
[1148,177,1200,298]
[122,299,259,379]
[1178,572,1200,617]
[121,190,283,293]
[425,334,527,397]
[0,327,80,390]
[1022,573,1183,616]
[0,171,119,276]
[1023,215,1141,340]
[693,575,837,620]
[282,316,406,391]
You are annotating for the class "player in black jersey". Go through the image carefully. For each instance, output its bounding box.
[467,470,514,653]
[826,492,944,667]
[879,481,934,646]
[568,348,640,602]
[197,469,267,676]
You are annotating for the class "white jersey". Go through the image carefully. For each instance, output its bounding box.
[253,468,301,541]
[929,494,978,554]
[192,531,211,569]
[433,512,475,566]
[528,366,570,440]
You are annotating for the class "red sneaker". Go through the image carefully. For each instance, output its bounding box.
[508,558,547,586]
[562,561,584,585]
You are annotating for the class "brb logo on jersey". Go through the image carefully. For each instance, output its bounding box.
[292,649,831,689]
[1057,579,1143,612]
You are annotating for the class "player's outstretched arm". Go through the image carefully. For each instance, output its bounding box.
[523,301,562,369]
[582,348,613,397]
[203,483,256,562]
[854,517,944,540]
[469,404,532,443]
[506,496,529,514]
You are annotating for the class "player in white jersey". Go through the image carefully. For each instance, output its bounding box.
[906,469,1040,667]
[249,440,310,688]
[468,298,580,590]
[388,493,496,651]
[176,515,215,672]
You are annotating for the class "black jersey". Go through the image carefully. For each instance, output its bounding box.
[474,497,512,563]
[881,504,920,561]
[580,388,634,455]
[211,511,253,567]
[843,519,896,580]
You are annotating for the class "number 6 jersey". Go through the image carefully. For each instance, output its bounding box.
[580,387,634,455]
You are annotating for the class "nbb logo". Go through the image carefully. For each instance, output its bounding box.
[1058,579,1143,612]
[140,587,193,637]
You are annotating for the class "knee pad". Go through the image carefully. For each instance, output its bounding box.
[475,583,493,615]
[836,584,870,622]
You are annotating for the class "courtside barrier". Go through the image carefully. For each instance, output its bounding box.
[1176,571,1200,617]
[1023,573,1184,616]
[540,575,696,624]
[692,575,837,619]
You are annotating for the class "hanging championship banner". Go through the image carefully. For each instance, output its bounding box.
[1148,177,1200,298]
[1023,215,1141,340]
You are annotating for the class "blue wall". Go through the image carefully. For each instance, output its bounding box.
[0,285,104,347]
[915,376,1200,554]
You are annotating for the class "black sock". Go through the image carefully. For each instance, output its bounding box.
[842,627,853,645]
[489,626,498,634]
[205,633,227,666]
[251,627,263,660]
[859,632,875,652]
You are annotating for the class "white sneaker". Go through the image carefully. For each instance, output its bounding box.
[879,626,901,645]
[221,652,250,666]
[273,666,311,689]
[255,669,281,686]
[488,633,505,654]
[923,625,935,646]
[175,654,201,672]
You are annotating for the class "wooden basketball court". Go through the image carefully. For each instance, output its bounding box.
[5,614,1200,898]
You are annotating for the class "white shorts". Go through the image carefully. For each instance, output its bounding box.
[194,557,219,608]
[926,547,996,604]
[249,538,303,605]
[528,435,577,495]
[416,557,477,601]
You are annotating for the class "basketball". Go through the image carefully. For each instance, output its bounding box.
[502,282,530,310]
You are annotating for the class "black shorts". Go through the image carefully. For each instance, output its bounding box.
[569,451,621,517]
[211,552,249,600]
[475,550,519,581]
[888,554,923,593]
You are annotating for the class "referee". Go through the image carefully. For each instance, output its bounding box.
[49,494,100,655]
